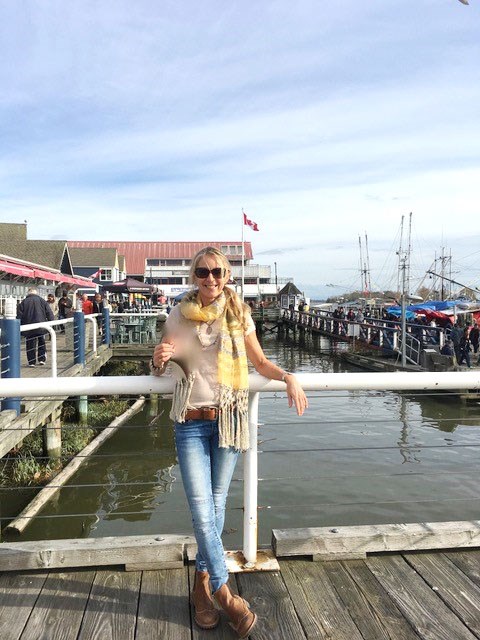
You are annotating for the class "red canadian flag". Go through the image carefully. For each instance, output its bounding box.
[243,212,259,231]
[89,269,102,279]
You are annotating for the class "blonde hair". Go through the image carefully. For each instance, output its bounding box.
[187,246,251,330]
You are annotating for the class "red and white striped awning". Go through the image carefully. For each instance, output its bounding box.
[0,256,96,288]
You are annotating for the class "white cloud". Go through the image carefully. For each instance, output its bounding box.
[1,0,479,296]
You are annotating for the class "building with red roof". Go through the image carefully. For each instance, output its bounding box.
[67,241,287,301]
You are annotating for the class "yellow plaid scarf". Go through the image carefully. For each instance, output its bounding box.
[179,293,250,451]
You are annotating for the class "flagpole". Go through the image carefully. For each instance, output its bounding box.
[241,208,245,301]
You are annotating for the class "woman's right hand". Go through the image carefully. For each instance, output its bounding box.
[153,339,175,367]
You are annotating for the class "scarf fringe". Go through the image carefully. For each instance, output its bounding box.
[218,386,250,451]
[169,373,195,423]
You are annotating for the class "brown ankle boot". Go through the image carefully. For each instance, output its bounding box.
[214,583,257,638]
[191,570,220,629]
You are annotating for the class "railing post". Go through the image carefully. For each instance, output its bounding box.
[0,312,21,415]
[44,326,57,377]
[243,391,259,566]
[102,308,111,345]
[73,311,85,366]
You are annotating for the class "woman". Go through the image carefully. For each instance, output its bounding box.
[151,246,307,637]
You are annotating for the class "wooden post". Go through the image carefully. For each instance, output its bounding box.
[77,395,88,424]
[148,393,159,416]
[43,408,62,460]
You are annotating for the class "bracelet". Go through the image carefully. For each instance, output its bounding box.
[150,357,165,372]
[281,371,294,382]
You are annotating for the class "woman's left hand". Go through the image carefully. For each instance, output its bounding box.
[285,375,308,416]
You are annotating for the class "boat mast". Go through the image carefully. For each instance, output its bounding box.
[365,232,372,295]
[397,215,404,295]
[358,235,365,295]
[406,212,412,298]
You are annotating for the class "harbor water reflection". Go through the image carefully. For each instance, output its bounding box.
[6,333,480,546]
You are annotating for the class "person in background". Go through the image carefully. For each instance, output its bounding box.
[81,294,93,315]
[46,293,58,337]
[17,288,54,367]
[92,292,104,333]
[75,292,83,312]
[440,339,454,357]
[450,322,463,363]
[57,291,73,333]
[46,293,58,326]
[469,322,479,354]
[151,246,307,637]
[458,328,472,368]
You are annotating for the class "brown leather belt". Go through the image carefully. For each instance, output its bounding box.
[184,407,219,421]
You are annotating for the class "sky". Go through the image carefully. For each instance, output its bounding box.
[1,0,479,299]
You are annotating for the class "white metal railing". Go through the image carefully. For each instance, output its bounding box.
[398,332,422,366]
[20,315,103,373]
[20,318,75,377]
[17,313,159,375]
[2,371,480,564]
[285,309,447,352]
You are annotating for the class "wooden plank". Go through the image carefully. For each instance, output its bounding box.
[0,534,194,571]
[327,559,420,640]
[77,569,141,640]
[19,569,95,640]
[273,521,480,558]
[445,549,480,588]
[235,569,307,640]
[136,568,191,640]
[280,559,362,639]
[125,560,183,571]
[403,552,480,636]
[368,555,476,640]
[0,571,48,640]
[0,410,18,430]
[0,398,65,458]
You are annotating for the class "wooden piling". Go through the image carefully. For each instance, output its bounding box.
[42,407,62,460]
[77,395,88,424]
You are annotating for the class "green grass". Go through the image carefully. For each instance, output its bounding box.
[2,396,131,488]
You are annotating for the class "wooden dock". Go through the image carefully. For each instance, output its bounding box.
[0,328,157,458]
[2,548,480,639]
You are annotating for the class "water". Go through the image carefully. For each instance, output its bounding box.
[3,333,480,547]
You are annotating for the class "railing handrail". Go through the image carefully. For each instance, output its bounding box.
[1,370,480,564]
[1,370,480,397]
[19,317,76,332]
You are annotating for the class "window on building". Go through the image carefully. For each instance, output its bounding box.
[100,269,112,281]
[146,259,160,266]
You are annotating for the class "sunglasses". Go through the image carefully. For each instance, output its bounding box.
[194,267,226,279]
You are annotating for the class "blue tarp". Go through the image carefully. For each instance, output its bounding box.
[387,299,467,316]
[385,308,416,320]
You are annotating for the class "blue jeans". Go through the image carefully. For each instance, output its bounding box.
[174,419,239,593]
[25,331,46,365]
